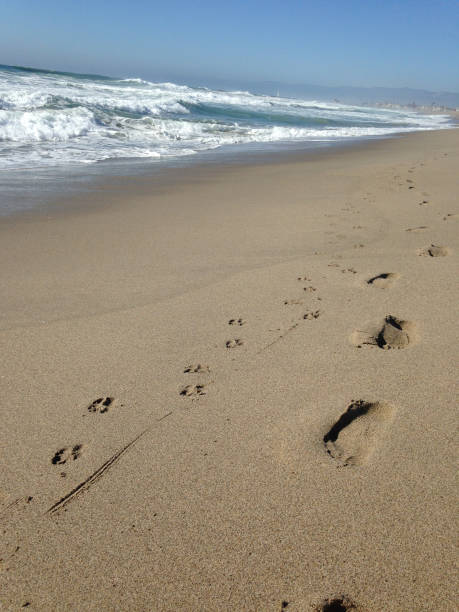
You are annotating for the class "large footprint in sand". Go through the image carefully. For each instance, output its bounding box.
[417,244,450,257]
[324,400,396,467]
[351,315,417,349]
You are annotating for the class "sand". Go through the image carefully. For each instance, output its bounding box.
[0,128,457,611]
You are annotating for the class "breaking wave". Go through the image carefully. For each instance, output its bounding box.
[0,64,451,169]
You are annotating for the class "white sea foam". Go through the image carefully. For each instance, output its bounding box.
[0,65,451,169]
[0,108,95,142]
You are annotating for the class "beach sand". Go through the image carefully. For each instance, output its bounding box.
[0,129,457,611]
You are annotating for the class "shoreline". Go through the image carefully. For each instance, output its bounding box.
[0,124,456,220]
[0,126,457,610]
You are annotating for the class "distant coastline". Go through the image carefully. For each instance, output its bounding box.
[361,101,459,116]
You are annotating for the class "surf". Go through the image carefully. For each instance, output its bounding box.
[0,64,451,170]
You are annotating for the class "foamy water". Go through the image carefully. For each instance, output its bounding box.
[0,64,452,170]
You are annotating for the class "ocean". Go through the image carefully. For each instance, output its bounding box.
[0,64,452,170]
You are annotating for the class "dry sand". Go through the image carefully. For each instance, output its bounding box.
[0,129,458,611]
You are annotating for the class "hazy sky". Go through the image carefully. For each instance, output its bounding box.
[1,0,458,91]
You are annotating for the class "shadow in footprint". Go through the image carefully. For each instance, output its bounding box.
[324,400,395,466]
[366,272,399,289]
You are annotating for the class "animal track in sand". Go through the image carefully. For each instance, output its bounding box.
[315,596,359,611]
[228,318,245,326]
[340,267,357,274]
[51,445,83,465]
[342,202,360,213]
[418,244,450,257]
[180,384,206,397]
[297,275,312,282]
[323,400,396,467]
[226,338,244,348]
[184,364,210,373]
[284,299,303,305]
[366,272,400,289]
[443,213,458,221]
[303,286,317,293]
[418,199,429,206]
[351,315,417,350]
[405,226,428,233]
[47,429,150,514]
[303,310,320,320]
[87,397,113,414]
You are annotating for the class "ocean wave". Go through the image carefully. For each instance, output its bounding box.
[0,65,451,169]
[0,107,95,142]
[118,77,153,85]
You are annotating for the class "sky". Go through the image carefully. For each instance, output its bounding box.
[1,0,458,92]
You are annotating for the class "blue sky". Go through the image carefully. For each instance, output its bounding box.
[1,0,458,91]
